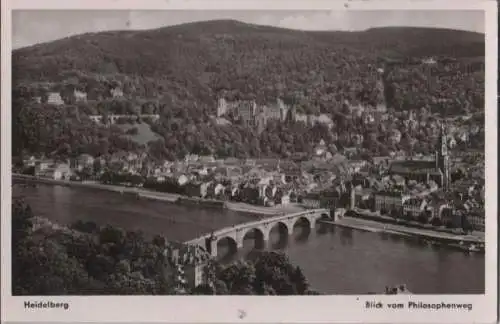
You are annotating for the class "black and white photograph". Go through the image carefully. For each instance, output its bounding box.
[2,1,498,323]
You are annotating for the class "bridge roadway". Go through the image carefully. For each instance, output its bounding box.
[185,208,333,257]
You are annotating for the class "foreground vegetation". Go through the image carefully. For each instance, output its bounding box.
[12,198,316,295]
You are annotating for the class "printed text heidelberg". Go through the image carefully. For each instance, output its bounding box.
[24,301,70,310]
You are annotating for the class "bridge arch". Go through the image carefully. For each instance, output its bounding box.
[241,227,267,250]
[292,216,313,239]
[320,211,331,220]
[215,235,238,260]
[186,209,333,257]
[267,221,292,248]
[292,215,312,229]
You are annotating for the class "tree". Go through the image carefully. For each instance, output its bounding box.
[290,266,309,294]
[417,212,429,224]
[12,198,34,244]
[71,220,98,234]
[403,212,413,222]
[218,261,256,294]
[14,236,92,295]
[214,279,230,295]
[461,215,473,234]
[192,283,215,295]
[78,166,93,181]
[99,225,126,246]
[390,208,400,219]
[129,174,145,186]
[92,159,103,174]
[430,217,443,227]
[126,127,139,135]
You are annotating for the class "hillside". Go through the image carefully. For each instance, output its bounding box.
[13,21,484,104]
[12,20,485,160]
[13,22,484,77]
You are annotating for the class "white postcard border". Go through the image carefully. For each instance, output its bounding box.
[1,1,497,323]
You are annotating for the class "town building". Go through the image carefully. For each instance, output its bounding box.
[206,183,225,199]
[164,242,211,289]
[293,113,308,124]
[353,188,372,209]
[110,87,124,98]
[466,212,485,231]
[88,114,160,125]
[308,114,334,128]
[185,181,211,198]
[47,92,64,105]
[240,185,260,205]
[374,190,411,214]
[34,159,54,173]
[236,101,258,127]
[317,189,341,210]
[72,154,95,171]
[216,98,230,117]
[198,155,216,164]
[388,124,450,191]
[439,206,459,227]
[274,189,291,205]
[35,162,71,180]
[302,192,321,209]
[402,197,428,219]
[174,174,189,186]
[347,160,368,174]
[74,90,88,102]
[23,156,39,167]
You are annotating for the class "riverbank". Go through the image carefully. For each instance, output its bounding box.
[13,179,486,294]
[12,174,300,216]
[323,216,485,248]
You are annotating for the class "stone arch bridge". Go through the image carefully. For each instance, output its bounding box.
[185,209,334,257]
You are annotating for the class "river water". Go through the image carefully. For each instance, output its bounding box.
[13,183,485,295]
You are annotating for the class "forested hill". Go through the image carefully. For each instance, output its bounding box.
[12,20,485,160]
[13,20,483,88]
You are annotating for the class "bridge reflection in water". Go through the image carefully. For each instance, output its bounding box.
[185,209,334,261]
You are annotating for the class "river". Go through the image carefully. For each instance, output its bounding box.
[13,183,485,295]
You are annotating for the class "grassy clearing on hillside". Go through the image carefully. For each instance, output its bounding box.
[117,122,161,145]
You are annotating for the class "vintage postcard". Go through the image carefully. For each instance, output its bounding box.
[1,0,497,323]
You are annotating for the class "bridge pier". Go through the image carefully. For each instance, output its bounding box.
[209,240,218,258]
[258,229,270,250]
[310,218,317,230]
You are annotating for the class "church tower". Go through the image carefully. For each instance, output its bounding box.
[436,124,450,191]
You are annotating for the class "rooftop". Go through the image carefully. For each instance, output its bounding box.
[389,159,437,174]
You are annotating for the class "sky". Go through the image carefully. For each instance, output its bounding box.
[12,10,485,49]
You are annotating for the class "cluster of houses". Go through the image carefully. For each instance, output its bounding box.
[32,86,125,106]
[88,114,160,125]
[372,189,484,231]
[21,133,485,232]
[23,157,73,180]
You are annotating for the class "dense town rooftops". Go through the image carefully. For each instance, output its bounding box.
[403,197,426,207]
[389,160,438,174]
[374,190,411,197]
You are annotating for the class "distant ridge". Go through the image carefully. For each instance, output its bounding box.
[13,19,484,83]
